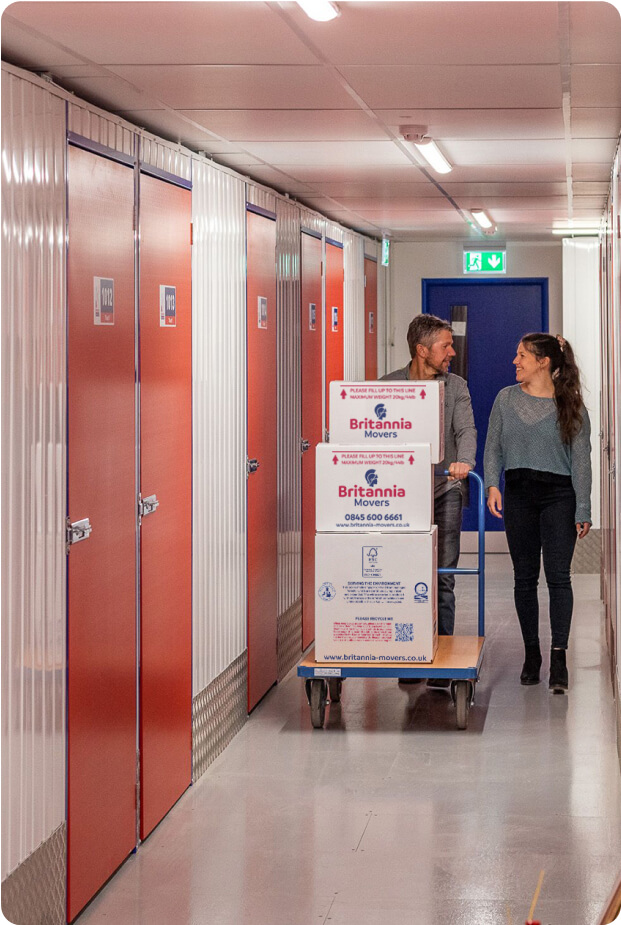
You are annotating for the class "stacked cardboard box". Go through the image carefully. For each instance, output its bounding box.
[315,380,444,664]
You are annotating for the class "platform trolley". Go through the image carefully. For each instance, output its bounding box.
[298,470,486,731]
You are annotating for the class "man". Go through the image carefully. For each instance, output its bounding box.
[382,314,477,685]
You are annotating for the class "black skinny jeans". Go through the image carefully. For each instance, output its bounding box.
[503,474,577,650]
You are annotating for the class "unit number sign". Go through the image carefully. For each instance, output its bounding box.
[94,277,114,326]
[258,296,268,329]
[160,285,177,327]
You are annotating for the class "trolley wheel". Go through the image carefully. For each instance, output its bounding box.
[310,679,328,729]
[453,680,473,730]
[328,678,343,703]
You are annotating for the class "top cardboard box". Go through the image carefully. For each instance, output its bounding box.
[329,381,445,463]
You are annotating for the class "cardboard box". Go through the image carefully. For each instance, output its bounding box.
[329,380,445,463]
[315,529,438,663]
[315,444,433,533]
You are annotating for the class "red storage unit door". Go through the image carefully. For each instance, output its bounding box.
[300,232,323,649]
[246,209,278,711]
[67,145,137,921]
[325,241,344,431]
[138,173,192,840]
[364,257,378,380]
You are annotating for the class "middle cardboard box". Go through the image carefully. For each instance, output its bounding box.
[316,443,433,533]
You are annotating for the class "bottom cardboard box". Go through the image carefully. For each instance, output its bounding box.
[315,529,438,664]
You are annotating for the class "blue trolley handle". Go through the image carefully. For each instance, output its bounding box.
[437,470,485,637]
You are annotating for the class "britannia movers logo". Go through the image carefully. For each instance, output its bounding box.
[349,402,412,439]
[364,469,379,487]
[338,469,405,506]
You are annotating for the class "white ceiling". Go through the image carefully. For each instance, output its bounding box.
[3,0,620,241]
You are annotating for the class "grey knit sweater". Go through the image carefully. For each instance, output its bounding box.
[484,385,592,523]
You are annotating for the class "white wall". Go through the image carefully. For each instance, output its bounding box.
[389,240,563,370]
[562,238,601,530]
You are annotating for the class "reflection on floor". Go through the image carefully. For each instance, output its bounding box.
[80,555,621,925]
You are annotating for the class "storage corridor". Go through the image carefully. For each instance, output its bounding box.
[78,555,621,925]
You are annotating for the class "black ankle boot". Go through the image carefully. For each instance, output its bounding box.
[520,644,542,685]
[549,648,568,693]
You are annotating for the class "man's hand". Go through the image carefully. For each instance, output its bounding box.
[576,522,591,539]
[447,462,471,481]
[487,487,503,518]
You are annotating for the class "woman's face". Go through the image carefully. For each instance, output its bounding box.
[513,342,545,385]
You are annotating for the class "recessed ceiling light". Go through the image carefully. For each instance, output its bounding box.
[296,0,340,21]
[471,209,493,230]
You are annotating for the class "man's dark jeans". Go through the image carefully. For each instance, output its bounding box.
[434,486,463,636]
[503,475,577,649]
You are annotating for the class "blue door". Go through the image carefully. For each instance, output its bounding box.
[423,278,548,531]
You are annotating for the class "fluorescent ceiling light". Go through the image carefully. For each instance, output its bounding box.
[471,209,493,230]
[296,0,340,21]
[412,138,452,174]
[553,220,600,235]
[552,228,599,236]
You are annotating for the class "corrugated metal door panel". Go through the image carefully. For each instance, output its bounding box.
[247,210,278,711]
[365,257,378,380]
[300,211,325,237]
[67,146,137,920]
[191,160,247,694]
[301,232,323,650]
[325,242,344,431]
[246,183,277,215]
[276,199,302,623]
[139,175,192,840]
[67,102,135,157]
[1,71,67,880]
[343,234,365,382]
[140,137,192,181]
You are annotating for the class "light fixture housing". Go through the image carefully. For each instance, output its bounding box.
[552,220,601,236]
[470,209,493,229]
[296,0,340,21]
[552,228,600,236]
[400,125,453,175]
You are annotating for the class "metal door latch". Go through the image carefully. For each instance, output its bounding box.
[324,430,330,443]
[66,517,92,552]
[301,439,310,454]
[247,458,260,477]
[139,494,160,518]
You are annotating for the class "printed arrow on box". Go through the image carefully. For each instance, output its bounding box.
[340,389,347,398]
[408,455,415,464]
[332,455,339,465]
[420,389,426,399]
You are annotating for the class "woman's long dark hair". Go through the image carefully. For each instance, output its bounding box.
[521,333,584,444]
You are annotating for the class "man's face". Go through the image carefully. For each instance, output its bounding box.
[421,330,455,375]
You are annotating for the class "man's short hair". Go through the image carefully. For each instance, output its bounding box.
[407,314,452,358]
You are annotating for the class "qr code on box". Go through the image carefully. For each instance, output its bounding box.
[395,623,414,642]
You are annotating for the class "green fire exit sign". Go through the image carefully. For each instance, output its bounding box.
[463,250,506,274]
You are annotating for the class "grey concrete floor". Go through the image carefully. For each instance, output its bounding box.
[79,554,621,925]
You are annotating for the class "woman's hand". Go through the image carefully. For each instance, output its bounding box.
[576,522,591,539]
[487,487,503,519]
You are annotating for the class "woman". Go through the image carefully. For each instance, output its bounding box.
[484,333,591,693]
